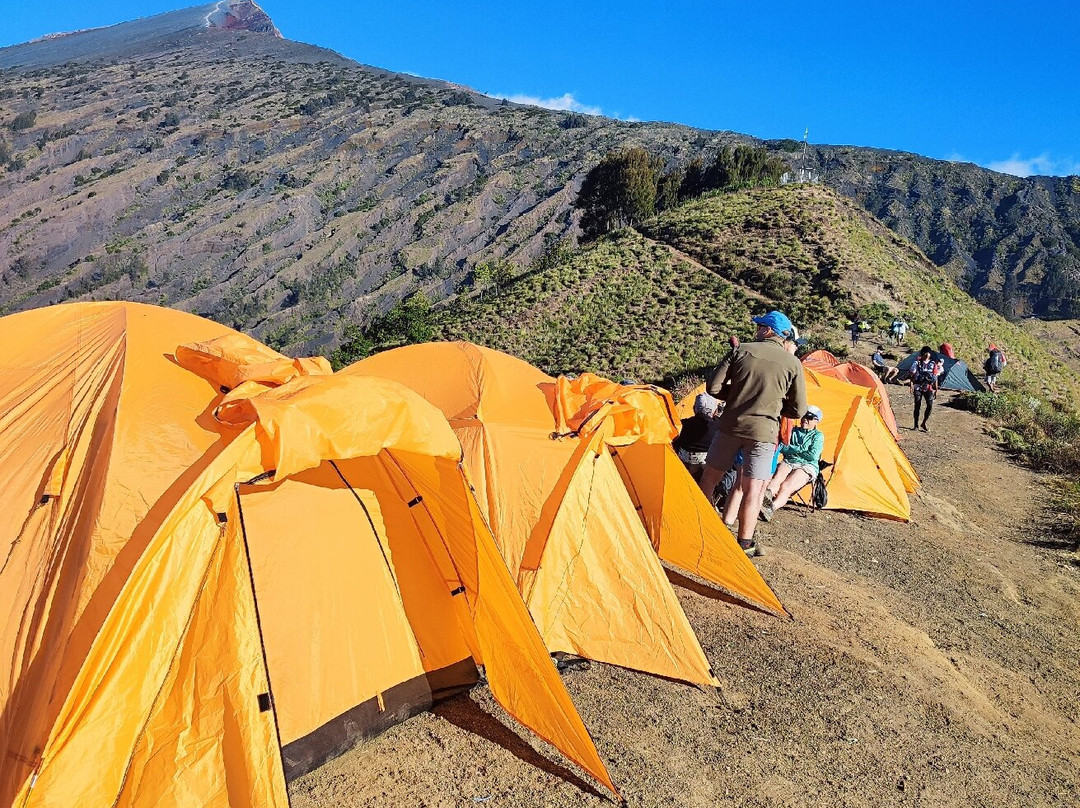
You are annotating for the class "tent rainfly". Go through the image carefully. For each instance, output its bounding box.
[0,304,615,808]
[346,343,785,686]
[800,349,900,438]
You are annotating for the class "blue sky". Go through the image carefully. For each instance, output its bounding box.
[3,0,1078,177]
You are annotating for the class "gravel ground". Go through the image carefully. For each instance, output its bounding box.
[290,388,1080,808]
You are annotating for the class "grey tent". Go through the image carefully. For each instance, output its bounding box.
[897,352,986,392]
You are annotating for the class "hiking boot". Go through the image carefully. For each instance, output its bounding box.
[739,542,757,557]
[920,423,929,432]
[758,503,774,522]
[762,489,775,508]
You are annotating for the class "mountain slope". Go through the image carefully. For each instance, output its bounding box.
[801,144,1080,318]
[0,27,744,352]
[435,186,1080,404]
[0,3,1077,353]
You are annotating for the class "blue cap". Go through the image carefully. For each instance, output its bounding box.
[751,310,795,339]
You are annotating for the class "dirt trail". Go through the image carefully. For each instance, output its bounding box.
[290,386,1080,808]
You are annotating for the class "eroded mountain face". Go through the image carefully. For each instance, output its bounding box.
[0,31,737,351]
[206,1,282,36]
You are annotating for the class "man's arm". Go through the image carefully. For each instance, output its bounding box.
[705,353,733,397]
[780,365,808,419]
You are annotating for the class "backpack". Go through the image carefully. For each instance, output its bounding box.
[913,364,936,387]
[811,473,828,510]
[985,349,1005,374]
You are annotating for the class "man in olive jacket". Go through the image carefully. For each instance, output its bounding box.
[698,310,807,556]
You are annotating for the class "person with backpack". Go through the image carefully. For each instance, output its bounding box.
[911,346,942,432]
[984,343,1007,392]
[759,405,825,521]
[848,318,862,347]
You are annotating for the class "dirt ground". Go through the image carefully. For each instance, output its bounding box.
[290,386,1080,808]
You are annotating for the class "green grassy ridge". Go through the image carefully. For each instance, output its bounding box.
[639,186,851,329]
[644,185,1080,403]
[434,185,1080,405]
[434,228,761,382]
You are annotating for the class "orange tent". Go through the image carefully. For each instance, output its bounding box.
[1,304,614,807]
[801,350,899,438]
[346,344,785,684]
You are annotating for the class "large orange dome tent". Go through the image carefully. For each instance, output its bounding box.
[0,303,615,807]
[345,342,785,686]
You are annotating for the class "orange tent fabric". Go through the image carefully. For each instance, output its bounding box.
[799,355,900,439]
[346,344,785,681]
[1,304,613,807]
[801,349,841,370]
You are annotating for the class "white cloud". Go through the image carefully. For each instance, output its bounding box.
[983,152,1080,178]
[487,91,604,117]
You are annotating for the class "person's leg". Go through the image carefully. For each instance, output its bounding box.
[772,468,813,510]
[922,392,934,429]
[766,462,793,498]
[913,392,922,429]
[699,432,739,504]
[737,476,767,545]
[721,466,743,526]
[734,441,775,549]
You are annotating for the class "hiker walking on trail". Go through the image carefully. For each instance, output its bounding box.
[698,310,807,557]
[984,343,1007,392]
[760,405,825,521]
[674,393,721,480]
[849,318,862,347]
[890,317,908,346]
[911,346,942,432]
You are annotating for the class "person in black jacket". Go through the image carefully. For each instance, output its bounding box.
[674,392,720,480]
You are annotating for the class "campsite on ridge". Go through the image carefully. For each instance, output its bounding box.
[1,3,1080,808]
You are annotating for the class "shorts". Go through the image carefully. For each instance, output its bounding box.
[676,447,708,466]
[781,460,819,481]
[706,432,776,481]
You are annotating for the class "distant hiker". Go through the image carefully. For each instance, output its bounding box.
[984,343,1007,392]
[911,346,942,432]
[699,310,807,557]
[890,317,908,346]
[674,393,721,480]
[729,335,740,350]
[871,347,900,383]
[849,318,862,347]
[760,405,825,521]
[939,342,956,359]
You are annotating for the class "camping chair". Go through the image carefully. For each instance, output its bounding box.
[792,460,833,514]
